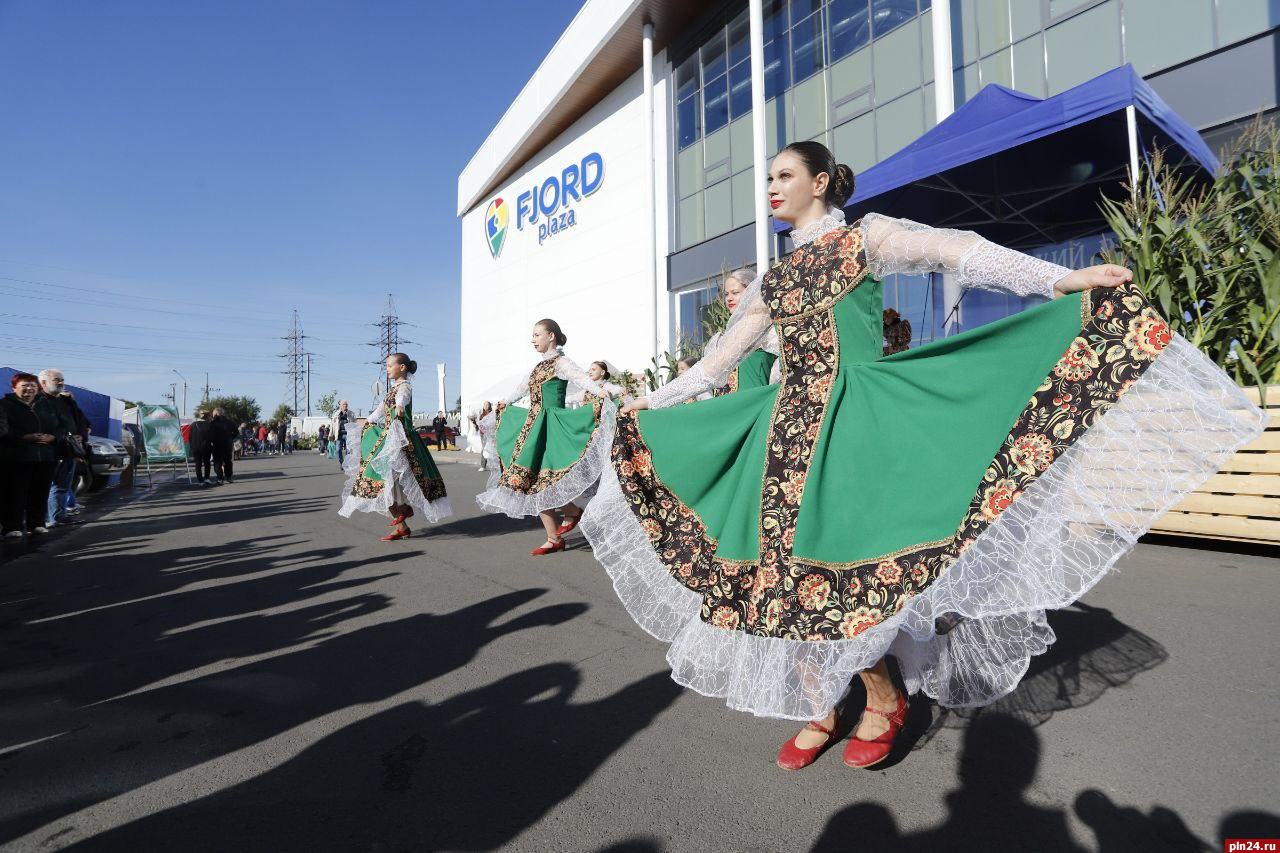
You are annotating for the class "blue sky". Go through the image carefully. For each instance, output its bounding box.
[0,0,583,417]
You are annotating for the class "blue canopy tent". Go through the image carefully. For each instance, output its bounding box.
[778,64,1218,251]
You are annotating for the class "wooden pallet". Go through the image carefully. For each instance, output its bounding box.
[1150,385,1280,545]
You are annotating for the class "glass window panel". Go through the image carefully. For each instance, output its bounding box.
[829,0,872,61]
[793,0,823,21]
[1123,0,1213,75]
[728,11,751,66]
[875,89,925,159]
[1048,0,1097,18]
[766,95,787,154]
[679,286,716,347]
[704,179,734,239]
[677,93,701,149]
[764,35,792,98]
[833,89,872,124]
[1011,34,1046,96]
[702,31,728,83]
[1011,0,1042,40]
[704,73,730,135]
[923,81,936,127]
[954,0,980,67]
[1218,0,1280,46]
[678,193,705,249]
[732,167,757,229]
[704,126,732,184]
[793,73,827,140]
[1045,0,1119,94]
[872,17,922,102]
[730,115,754,173]
[978,46,1012,87]
[974,0,1011,53]
[792,11,825,82]
[763,0,789,41]
[871,0,918,37]
[677,143,703,198]
[921,6,934,81]
[676,55,699,101]
[729,60,753,119]
[830,44,872,101]
[952,61,979,106]
[833,110,877,173]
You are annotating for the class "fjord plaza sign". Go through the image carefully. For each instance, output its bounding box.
[484,152,604,259]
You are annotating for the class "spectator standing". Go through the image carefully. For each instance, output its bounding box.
[335,400,351,465]
[471,401,495,472]
[257,423,268,454]
[211,407,237,483]
[1,373,70,538]
[431,410,448,451]
[189,410,214,485]
[317,423,329,455]
[39,369,89,527]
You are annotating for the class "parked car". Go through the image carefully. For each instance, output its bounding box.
[415,424,456,446]
[73,435,130,494]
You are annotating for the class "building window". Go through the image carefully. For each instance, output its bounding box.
[829,0,872,61]
[676,280,722,351]
[870,0,917,38]
[792,10,826,82]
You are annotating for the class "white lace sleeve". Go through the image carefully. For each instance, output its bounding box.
[556,355,608,397]
[394,382,411,410]
[502,371,531,406]
[861,212,1069,299]
[649,279,773,408]
[368,403,384,425]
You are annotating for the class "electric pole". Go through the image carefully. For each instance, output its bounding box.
[367,294,415,374]
[305,353,312,416]
[281,310,307,417]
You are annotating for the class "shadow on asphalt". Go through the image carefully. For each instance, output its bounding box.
[811,713,1280,852]
[62,663,680,852]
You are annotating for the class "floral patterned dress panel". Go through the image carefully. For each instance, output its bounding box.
[497,356,558,492]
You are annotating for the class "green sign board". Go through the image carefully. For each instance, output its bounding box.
[140,404,187,462]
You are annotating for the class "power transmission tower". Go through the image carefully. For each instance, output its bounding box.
[367,294,415,370]
[281,310,307,416]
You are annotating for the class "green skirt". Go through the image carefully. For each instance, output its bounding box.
[340,418,450,522]
[581,286,1267,719]
[476,400,615,517]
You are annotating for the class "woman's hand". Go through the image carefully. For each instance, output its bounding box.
[620,397,650,415]
[1053,264,1132,298]
[395,406,405,419]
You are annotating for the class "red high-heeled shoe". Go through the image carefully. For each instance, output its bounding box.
[530,538,566,556]
[381,529,411,541]
[387,515,407,527]
[776,715,838,771]
[555,513,581,536]
[842,692,908,768]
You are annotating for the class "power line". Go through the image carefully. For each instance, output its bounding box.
[367,293,414,371]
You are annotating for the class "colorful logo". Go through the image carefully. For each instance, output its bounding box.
[485,197,508,258]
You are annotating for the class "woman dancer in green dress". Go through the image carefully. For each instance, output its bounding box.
[478,319,615,556]
[711,266,779,396]
[581,141,1266,771]
[341,353,450,540]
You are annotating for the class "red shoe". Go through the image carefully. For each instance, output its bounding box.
[530,538,566,556]
[387,515,407,527]
[776,716,838,771]
[381,529,411,541]
[842,692,908,769]
[555,514,581,536]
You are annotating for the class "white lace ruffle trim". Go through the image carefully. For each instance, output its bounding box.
[475,403,616,517]
[338,420,452,523]
[580,335,1267,720]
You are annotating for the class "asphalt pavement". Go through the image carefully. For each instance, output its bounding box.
[0,450,1277,852]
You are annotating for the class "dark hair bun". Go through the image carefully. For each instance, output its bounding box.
[406,359,418,375]
[831,164,855,207]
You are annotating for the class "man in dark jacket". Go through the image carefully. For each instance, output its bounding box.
[39,369,89,528]
[210,408,237,484]
[189,410,215,485]
[431,410,449,451]
[2,373,72,537]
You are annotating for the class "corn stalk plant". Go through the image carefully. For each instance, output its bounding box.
[1098,116,1280,402]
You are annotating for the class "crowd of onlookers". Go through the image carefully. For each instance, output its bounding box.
[0,369,91,540]
[234,420,296,459]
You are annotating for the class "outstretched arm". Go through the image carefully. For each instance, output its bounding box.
[627,280,773,411]
[556,356,609,398]
[861,213,1129,299]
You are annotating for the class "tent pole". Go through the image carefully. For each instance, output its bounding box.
[749,0,770,274]
[643,22,658,362]
[1126,104,1140,200]
[931,0,960,335]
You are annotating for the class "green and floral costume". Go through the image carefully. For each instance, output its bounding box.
[580,211,1267,721]
[476,349,615,517]
[340,380,450,522]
